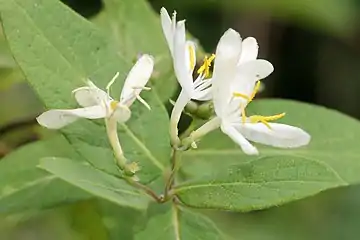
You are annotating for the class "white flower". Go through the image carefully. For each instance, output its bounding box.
[36,54,154,129]
[160,7,214,145]
[37,54,154,176]
[187,29,310,155]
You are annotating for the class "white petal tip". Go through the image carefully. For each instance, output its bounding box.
[224,28,241,38]
[243,147,259,155]
[36,113,68,130]
[138,54,155,66]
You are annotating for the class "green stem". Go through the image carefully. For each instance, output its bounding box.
[164,148,181,201]
[105,118,136,176]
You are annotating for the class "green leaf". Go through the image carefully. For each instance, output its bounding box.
[92,0,178,101]
[0,200,108,240]
[39,157,150,210]
[135,206,228,240]
[175,99,360,211]
[0,136,90,213]
[0,0,170,183]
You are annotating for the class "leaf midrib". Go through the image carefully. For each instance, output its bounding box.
[0,175,56,201]
[175,179,346,193]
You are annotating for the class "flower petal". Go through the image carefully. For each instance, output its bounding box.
[185,40,196,74]
[221,123,259,155]
[237,123,311,148]
[160,7,174,55]
[36,105,107,129]
[232,59,274,99]
[238,37,258,64]
[193,87,212,101]
[111,104,132,123]
[120,54,154,106]
[212,28,242,118]
[193,77,212,101]
[73,81,111,107]
[173,20,194,96]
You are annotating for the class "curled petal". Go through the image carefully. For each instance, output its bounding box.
[236,123,311,148]
[212,28,242,118]
[36,105,107,129]
[173,20,194,96]
[73,82,111,107]
[232,59,274,99]
[160,7,174,55]
[120,54,154,106]
[221,123,259,155]
[238,37,258,64]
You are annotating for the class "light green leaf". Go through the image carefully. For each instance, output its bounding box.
[175,99,360,211]
[0,0,170,183]
[135,206,228,240]
[92,0,178,101]
[39,157,150,210]
[0,136,90,213]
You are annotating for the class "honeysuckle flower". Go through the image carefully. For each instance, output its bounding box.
[185,29,310,155]
[160,7,214,146]
[37,54,154,175]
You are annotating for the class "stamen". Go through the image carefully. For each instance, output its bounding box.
[249,81,261,102]
[197,54,215,77]
[233,81,262,103]
[233,92,250,101]
[188,45,195,71]
[260,119,271,129]
[263,112,286,121]
[106,72,120,95]
[249,112,286,129]
[240,104,246,124]
[136,94,151,110]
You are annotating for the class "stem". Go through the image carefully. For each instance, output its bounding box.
[105,117,135,176]
[179,120,196,139]
[181,117,221,148]
[126,178,164,203]
[170,90,191,147]
[164,148,181,201]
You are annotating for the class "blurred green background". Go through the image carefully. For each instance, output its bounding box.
[1,0,360,239]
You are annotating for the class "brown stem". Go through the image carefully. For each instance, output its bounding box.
[127,178,164,203]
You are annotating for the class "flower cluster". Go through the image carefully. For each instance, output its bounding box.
[160,8,310,155]
[36,7,310,178]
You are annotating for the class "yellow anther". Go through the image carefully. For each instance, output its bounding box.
[110,100,119,111]
[197,54,215,77]
[262,112,286,121]
[249,81,261,102]
[249,112,286,129]
[188,45,195,71]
